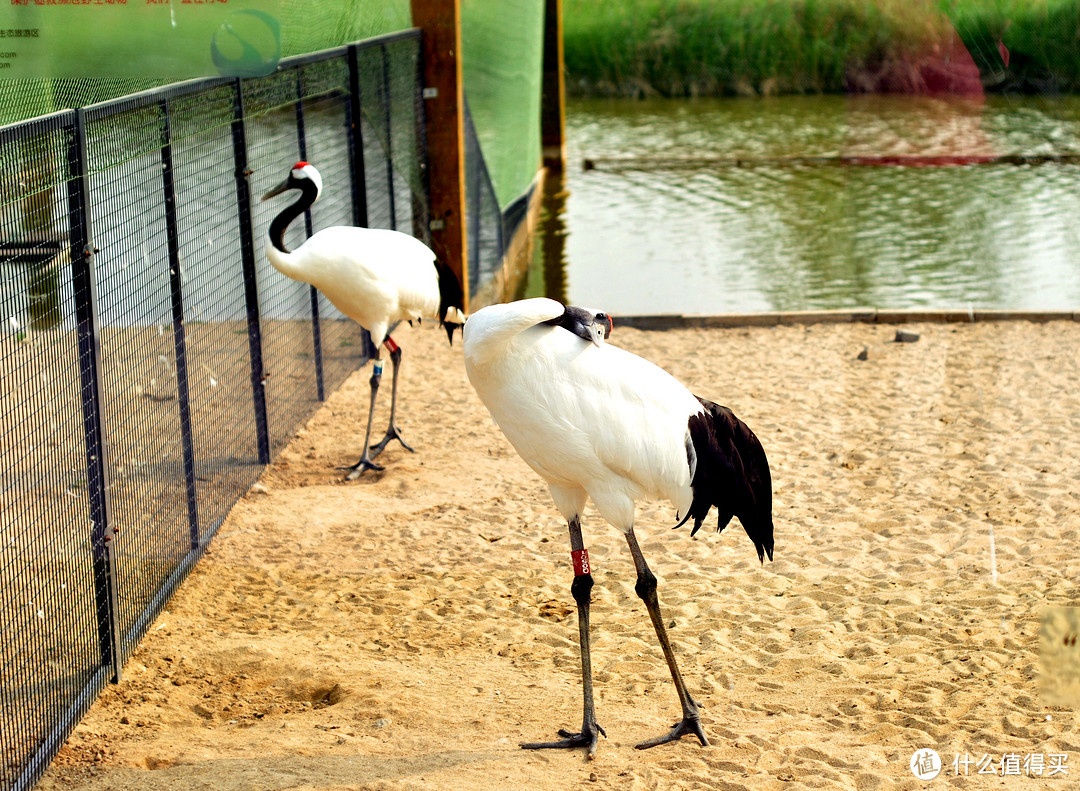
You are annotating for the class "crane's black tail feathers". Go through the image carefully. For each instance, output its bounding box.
[675,397,774,564]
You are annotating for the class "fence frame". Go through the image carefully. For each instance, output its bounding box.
[1,29,426,791]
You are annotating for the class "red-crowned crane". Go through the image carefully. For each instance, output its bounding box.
[261,162,465,478]
[462,298,773,757]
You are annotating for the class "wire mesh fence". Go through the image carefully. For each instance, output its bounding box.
[464,100,506,300]
[0,30,426,791]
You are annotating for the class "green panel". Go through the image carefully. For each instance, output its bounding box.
[0,0,412,127]
[278,0,412,58]
[461,0,544,210]
[0,1,282,80]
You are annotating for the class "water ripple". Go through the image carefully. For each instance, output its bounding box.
[559,94,1080,313]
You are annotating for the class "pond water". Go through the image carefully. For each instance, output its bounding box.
[530,94,1080,314]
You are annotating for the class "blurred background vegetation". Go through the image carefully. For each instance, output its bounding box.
[562,0,1080,97]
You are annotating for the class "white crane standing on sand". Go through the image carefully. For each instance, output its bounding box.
[261,162,465,479]
[462,297,774,757]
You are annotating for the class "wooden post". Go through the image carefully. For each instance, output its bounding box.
[541,0,566,170]
[411,0,470,309]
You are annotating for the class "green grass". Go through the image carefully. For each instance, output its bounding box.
[562,0,1080,96]
[948,0,1080,91]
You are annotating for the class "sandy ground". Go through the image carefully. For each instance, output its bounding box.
[37,317,1080,791]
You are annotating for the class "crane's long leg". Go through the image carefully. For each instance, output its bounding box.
[368,339,414,460]
[521,516,606,758]
[343,358,385,479]
[624,527,708,750]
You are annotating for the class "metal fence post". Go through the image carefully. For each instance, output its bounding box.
[381,43,397,231]
[346,44,376,358]
[159,99,201,549]
[231,77,272,465]
[68,108,123,684]
[412,37,432,244]
[346,44,369,230]
[294,67,326,401]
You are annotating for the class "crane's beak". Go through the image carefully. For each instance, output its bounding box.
[444,321,463,345]
[586,322,606,347]
[444,308,467,344]
[261,178,291,201]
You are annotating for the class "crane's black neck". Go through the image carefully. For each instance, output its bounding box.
[436,259,465,319]
[436,258,466,344]
[268,179,319,254]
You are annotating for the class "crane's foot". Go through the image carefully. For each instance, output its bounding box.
[341,456,384,480]
[368,424,414,460]
[521,722,606,759]
[634,714,708,750]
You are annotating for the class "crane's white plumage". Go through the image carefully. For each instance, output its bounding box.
[266,225,452,347]
[462,297,773,756]
[261,161,465,477]
[464,297,702,530]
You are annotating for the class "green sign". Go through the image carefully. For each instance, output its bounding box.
[0,0,280,79]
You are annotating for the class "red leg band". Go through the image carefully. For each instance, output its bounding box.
[572,548,591,576]
[384,336,400,354]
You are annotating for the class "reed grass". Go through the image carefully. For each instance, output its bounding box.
[948,0,1080,91]
[562,0,1080,96]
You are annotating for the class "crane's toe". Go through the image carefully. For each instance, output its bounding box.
[368,424,415,459]
[341,457,385,479]
[634,714,708,750]
[521,722,606,759]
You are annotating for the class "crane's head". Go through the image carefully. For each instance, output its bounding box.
[590,310,614,345]
[261,161,323,203]
[436,259,466,345]
[543,305,613,347]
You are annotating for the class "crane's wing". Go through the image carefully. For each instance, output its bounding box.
[300,227,439,326]
[488,329,703,515]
